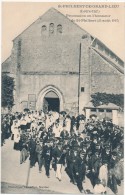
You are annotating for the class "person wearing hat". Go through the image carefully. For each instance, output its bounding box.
[40,128,48,143]
[86,150,92,179]
[75,150,87,193]
[28,136,37,168]
[42,140,52,178]
[52,143,66,181]
[19,136,28,164]
[109,151,118,169]
[111,128,120,150]
[113,143,123,160]
[101,146,111,167]
[36,139,43,173]
[89,137,98,155]
[90,149,102,187]
[108,151,119,194]
[66,146,80,185]
[60,128,69,140]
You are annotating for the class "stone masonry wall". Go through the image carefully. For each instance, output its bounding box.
[90,49,124,94]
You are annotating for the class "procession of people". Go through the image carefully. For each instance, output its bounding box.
[1,109,124,194]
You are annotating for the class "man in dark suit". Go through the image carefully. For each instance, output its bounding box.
[90,149,102,187]
[108,152,119,194]
[75,151,87,193]
[52,143,66,181]
[65,146,80,185]
[28,136,37,168]
[36,139,43,173]
[60,129,69,140]
[42,140,52,178]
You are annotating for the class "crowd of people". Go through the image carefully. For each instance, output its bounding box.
[1,109,124,194]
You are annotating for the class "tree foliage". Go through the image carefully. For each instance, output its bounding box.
[91,92,124,110]
[2,73,15,110]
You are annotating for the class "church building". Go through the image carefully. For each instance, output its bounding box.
[2,8,124,122]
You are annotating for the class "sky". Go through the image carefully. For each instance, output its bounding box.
[1,2,125,62]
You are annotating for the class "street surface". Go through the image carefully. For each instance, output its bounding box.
[1,139,124,194]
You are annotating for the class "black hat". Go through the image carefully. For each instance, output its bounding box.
[49,138,54,142]
[102,159,108,164]
[72,140,78,145]
[57,143,62,147]
[64,144,70,149]
[78,137,83,142]
[46,140,51,143]
[95,149,100,153]
[73,147,79,152]
[105,146,110,150]
[112,151,117,156]
[80,151,86,156]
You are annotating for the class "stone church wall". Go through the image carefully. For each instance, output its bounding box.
[18,73,79,112]
[90,49,124,94]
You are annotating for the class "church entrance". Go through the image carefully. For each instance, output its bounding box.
[43,91,60,113]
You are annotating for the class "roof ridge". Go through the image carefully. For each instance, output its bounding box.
[2,56,11,65]
[91,47,124,74]
[12,7,93,42]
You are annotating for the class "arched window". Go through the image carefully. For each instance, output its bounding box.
[41,25,47,33]
[49,23,54,34]
[57,24,62,33]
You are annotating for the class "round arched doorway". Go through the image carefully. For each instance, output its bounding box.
[36,85,64,112]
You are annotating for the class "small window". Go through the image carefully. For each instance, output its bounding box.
[57,24,62,33]
[118,60,123,66]
[106,109,112,113]
[105,49,109,56]
[42,25,47,32]
[115,57,118,62]
[98,44,104,51]
[49,23,54,34]
[91,108,96,112]
[110,53,115,59]
[81,87,84,92]
[99,109,104,112]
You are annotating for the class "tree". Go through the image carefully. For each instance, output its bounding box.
[91,92,124,111]
[2,73,15,111]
